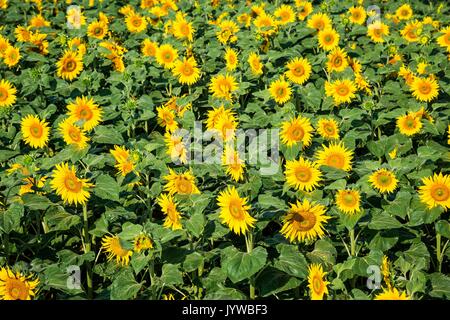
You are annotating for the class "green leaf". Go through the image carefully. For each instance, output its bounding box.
[368,212,402,230]
[182,252,204,272]
[94,174,120,202]
[0,149,19,162]
[204,287,247,300]
[429,273,450,299]
[21,193,53,211]
[93,125,124,145]
[222,246,267,283]
[161,264,183,285]
[306,239,337,266]
[119,222,143,241]
[45,206,81,232]
[273,244,308,279]
[0,203,24,233]
[185,211,205,238]
[110,270,142,300]
[131,253,152,274]
[436,220,450,239]
[257,267,302,297]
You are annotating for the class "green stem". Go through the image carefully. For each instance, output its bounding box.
[436,233,442,273]
[349,228,356,257]
[82,204,93,299]
[245,232,255,300]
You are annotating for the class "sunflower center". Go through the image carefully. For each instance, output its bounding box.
[324,34,333,44]
[164,51,173,62]
[295,167,312,182]
[373,28,382,37]
[7,279,28,300]
[176,178,192,194]
[292,209,317,231]
[0,87,8,102]
[64,175,82,192]
[313,276,323,293]
[400,9,409,17]
[182,63,194,76]
[64,59,77,72]
[68,127,81,142]
[430,184,449,201]
[292,65,305,77]
[419,83,431,94]
[324,124,335,134]
[78,106,93,120]
[405,117,416,128]
[94,27,103,36]
[30,123,43,138]
[336,84,350,96]
[326,153,345,168]
[333,56,342,67]
[377,173,392,186]
[315,21,324,30]
[445,35,450,45]
[353,12,361,19]
[180,23,190,36]
[229,199,244,219]
[290,125,304,140]
[132,17,142,27]
[277,87,286,97]
[343,193,357,206]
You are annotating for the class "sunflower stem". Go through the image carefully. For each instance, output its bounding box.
[349,228,356,257]
[245,232,256,300]
[82,204,93,299]
[436,233,442,273]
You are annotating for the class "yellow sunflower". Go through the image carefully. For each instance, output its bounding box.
[280,199,330,243]
[401,21,422,43]
[20,114,50,149]
[418,173,450,210]
[274,4,295,25]
[315,141,353,172]
[133,234,153,253]
[3,46,21,67]
[56,50,83,81]
[157,193,183,230]
[209,73,238,101]
[172,12,194,42]
[0,36,10,56]
[205,105,234,131]
[172,57,201,85]
[280,116,313,147]
[217,186,255,235]
[253,13,278,37]
[296,1,313,21]
[59,118,89,149]
[326,47,348,73]
[396,113,422,136]
[348,6,366,25]
[50,162,93,205]
[142,39,158,57]
[410,76,439,102]
[307,13,332,31]
[437,26,450,49]
[374,287,410,300]
[110,145,130,163]
[216,20,239,45]
[335,189,361,215]
[0,267,39,300]
[67,96,102,131]
[19,176,46,196]
[125,12,147,33]
[224,47,238,71]
[163,168,200,195]
[325,79,357,105]
[316,118,339,140]
[396,4,413,20]
[157,105,178,132]
[248,52,263,76]
[156,44,178,69]
[369,168,398,194]
[307,264,329,300]
[222,145,245,182]
[367,22,390,43]
[0,79,17,108]
[317,28,340,51]
[101,235,133,266]
[87,20,108,39]
[164,131,188,164]
[269,77,292,104]
[285,157,322,192]
[285,57,311,85]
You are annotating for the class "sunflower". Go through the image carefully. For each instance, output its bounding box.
[101,235,133,266]
[316,118,339,140]
[315,141,353,172]
[285,157,322,192]
[87,20,108,39]
[269,77,291,104]
[348,6,366,25]
[172,12,194,42]
[374,287,410,300]
[0,79,17,108]
[3,46,20,67]
[224,47,238,71]
[215,112,237,142]
[307,264,329,300]
[317,28,339,51]
[222,145,245,182]
[29,32,49,55]
[418,173,450,210]
[248,52,263,76]
[0,36,10,56]
[296,1,313,21]
[142,39,158,57]
[157,105,178,132]
[396,4,413,20]
[133,234,153,253]
[68,37,86,55]
[20,115,50,149]
[163,168,200,195]
[110,145,130,163]
[205,105,234,131]
[410,76,439,102]
[216,20,239,45]
[336,189,361,215]
[56,50,83,81]
[274,4,295,25]
[437,26,450,49]
[217,186,255,235]
[280,199,330,243]
[280,116,313,147]
[307,13,332,31]
[285,57,311,85]
[164,131,188,164]
[19,176,46,196]
[157,193,183,230]
[14,27,30,43]
[325,79,357,105]
[156,44,178,69]
[253,13,277,37]
[67,96,102,131]
[58,118,89,150]
[396,113,422,136]
[369,168,398,194]
[401,21,422,42]
[50,162,93,205]
[125,12,147,33]
[209,73,238,101]
[172,57,201,85]
[0,267,39,300]
[367,22,389,43]
[326,47,348,73]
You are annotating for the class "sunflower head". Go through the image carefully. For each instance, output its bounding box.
[163,168,200,195]
[172,57,201,85]
[56,50,83,81]
[374,287,410,300]
[101,235,133,266]
[418,172,450,210]
[0,267,39,300]
[269,77,292,104]
[0,79,17,108]
[315,141,353,172]
[280,115,313,147]
[369,168,398,194]
[335,189,361,215]
[307,264,329,300]
[20,114,50,149]
[157,193,183,230]
[209,73,238,101]
[318,28,340,51]
[67,96,102,131]
[285,57,312,85]
[217,186,255,235]
[316,118,340,140]
[285,157,322,192]
[125,12,148,33]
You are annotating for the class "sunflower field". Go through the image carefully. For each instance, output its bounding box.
[0,0,450,302]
